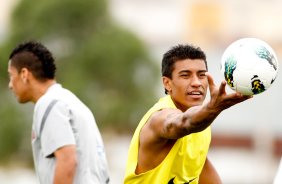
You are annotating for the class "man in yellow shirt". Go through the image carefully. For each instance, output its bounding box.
[124,44,252,184]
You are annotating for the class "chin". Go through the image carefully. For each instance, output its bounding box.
[186,97,204,104]
[187,101,204,108]
[18,98,29,104]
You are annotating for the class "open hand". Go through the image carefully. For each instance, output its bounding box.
[205,72,252,111]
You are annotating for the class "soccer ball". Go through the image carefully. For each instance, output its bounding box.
[220,38,279,95]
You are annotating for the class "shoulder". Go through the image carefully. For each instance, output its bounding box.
[35,95,71,119]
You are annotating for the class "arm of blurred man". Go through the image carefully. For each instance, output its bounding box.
[53,145,77,184]
[199,157,222,184]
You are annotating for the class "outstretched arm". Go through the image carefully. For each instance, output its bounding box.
[181,72,252,134]
[149,72,252,139]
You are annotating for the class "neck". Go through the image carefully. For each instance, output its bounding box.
[31,80,56,103]
[168,95,188,112]
[173,100,188,112]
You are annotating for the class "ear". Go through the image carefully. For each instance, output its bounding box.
[20,68,29,84]
[162,76,172,93]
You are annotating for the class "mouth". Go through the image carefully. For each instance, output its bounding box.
[187,91,203,95]
[187,91,204,99]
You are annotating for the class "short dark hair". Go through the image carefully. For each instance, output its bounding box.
[162,44,207,94]
[9,41,56,81]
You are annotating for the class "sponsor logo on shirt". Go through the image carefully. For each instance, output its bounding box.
[32,130,36,140]
[168,177,197,184]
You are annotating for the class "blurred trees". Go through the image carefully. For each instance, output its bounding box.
[0,0,159,163]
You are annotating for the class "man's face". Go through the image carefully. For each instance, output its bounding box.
[8,61,30,103]
[163,59,208,111]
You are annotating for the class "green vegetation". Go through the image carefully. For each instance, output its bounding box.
[0,0,159,164]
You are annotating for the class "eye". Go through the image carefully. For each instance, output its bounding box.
[180,73,190,79]
[199,73,207,78]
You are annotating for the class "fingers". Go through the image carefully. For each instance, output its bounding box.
[206,72,252,100]
[206,72,226,95]
[205,72,216,91]
[226,90,253,99]
[235,93,253,101]
[225,92,253,105]
[218,81,227,95]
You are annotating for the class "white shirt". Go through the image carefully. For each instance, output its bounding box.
[32,83,110,184]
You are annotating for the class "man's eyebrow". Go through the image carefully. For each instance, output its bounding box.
[178,69,207,73]
[198,69,207,73]
[179,70,190,73]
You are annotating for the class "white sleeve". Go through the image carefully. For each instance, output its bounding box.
[41,101,75,157]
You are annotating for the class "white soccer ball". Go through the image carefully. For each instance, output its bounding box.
[220,38,279,95]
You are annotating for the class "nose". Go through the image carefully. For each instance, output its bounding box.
[191,75,201,87]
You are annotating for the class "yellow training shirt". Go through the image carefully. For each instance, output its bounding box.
[124,95,211,184]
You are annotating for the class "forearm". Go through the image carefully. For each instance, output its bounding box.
[161,105,220,139]
[163,105,219,138]
[182,103,221,134]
